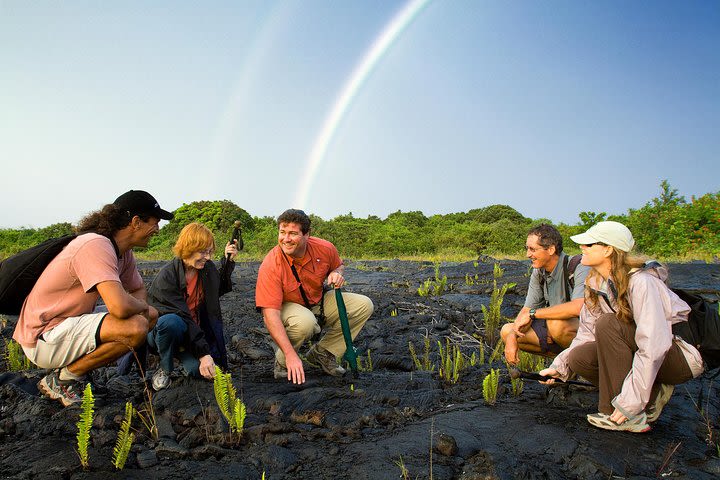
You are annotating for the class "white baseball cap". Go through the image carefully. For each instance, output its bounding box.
[570,221,635,252]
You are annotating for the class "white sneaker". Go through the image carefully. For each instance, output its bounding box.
[152,369,171,391]
[586,412,651,433]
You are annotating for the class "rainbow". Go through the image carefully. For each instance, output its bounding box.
[293,0,432,209]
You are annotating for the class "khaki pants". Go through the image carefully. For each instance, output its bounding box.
[275,290,373,366]
[566,313,692,414]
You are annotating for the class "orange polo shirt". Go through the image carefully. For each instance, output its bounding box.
[255,236,342,311]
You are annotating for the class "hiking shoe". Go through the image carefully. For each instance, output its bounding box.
[37,370,83,407]
[273,360,289,380]
[151,369,171,391]
[306,345,345,377]
[586,412,651,433]
[646,384,674,423]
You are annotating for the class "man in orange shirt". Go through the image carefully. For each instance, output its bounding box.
[255,209,373,384]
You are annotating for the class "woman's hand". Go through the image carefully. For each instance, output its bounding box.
[199,355,216,379]
[225,241,238,261]
[538,367,559,385]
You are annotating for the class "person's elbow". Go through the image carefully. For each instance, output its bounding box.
[105,299,144,320]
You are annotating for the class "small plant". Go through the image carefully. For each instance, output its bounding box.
[128,348,158,440]
[214,366,247,437]
[473,260,479,268]
[438,338,465,384]
[408,336,435,372]
[357,349,373,372]
[76,383,95,469]
[417,263,449,296]
[112,402,135,470]
[477,344,485,365]
[517,350,546,373]
[464,273,479,286]
[685,383,719,456]
[488,340,504,363]
[3,338,32,371]
[482,368,500,405]
[394,455,410,480]
[480,263,516,345]
[390,308,398,317]
[510,376,523,397]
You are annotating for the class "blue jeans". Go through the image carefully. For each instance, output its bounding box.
[146,314,200,377]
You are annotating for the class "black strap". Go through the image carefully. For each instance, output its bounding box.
[561,255,570,302]
[286,257,312,310]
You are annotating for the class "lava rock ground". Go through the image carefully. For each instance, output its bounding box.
[1,258,719,479]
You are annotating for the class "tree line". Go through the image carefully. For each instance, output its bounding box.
[1,181,717,261]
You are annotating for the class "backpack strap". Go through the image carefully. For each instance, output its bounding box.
[565,254,583,301]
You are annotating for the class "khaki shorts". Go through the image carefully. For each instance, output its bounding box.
[22,313,107,369]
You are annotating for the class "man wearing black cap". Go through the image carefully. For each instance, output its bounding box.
[13,190,173,406]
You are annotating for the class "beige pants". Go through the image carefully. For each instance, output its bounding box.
[23,312,107,369]
[275,290,373,366]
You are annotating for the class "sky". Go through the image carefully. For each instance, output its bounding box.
[1,0,718,229]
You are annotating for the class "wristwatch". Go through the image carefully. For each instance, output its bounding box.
[529,308,537,321]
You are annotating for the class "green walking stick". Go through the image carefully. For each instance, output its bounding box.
[334,287,358,374]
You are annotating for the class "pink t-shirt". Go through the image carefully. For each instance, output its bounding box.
[13,233,144,347]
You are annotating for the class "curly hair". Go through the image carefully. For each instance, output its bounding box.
[172,222,216,260]
[277,209,311,234]
[76,204,145,237]
[584,248,647,323]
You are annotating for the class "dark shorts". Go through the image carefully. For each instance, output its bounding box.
[530,318,563,355]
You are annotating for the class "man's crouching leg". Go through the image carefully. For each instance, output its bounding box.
[31,312,153,406]
[65,313,153,377]
[275,302,319,376]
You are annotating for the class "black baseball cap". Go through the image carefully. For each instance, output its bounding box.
[113,190,174,220]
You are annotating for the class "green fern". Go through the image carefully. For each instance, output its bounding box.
[76,383,95,468]
[3,339,32,371]
[480,263,516,346]
[482,368,500,405]
[408,336,435,372]
[510,376,524,397]
[488,339,504,363]
[112,402,135,470]
[213,366,247,437]
[437,338,466,384]
[231,398,246,433]
[357,349,373,372]
[213,366,232,421]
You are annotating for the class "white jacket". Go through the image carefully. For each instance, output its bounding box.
[550,264,704,417]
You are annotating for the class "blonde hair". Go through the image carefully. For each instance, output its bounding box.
[172,223,216,260]
[585,248,647,323]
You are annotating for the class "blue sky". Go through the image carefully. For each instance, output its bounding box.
[1,0,718,228]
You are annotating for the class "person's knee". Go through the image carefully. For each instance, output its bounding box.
[500,323,513,340]
[349,294,374,322]
[285,311,317,340]
[156,314,186,337]
[595,313,618,341]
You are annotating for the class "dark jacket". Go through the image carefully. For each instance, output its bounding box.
[148,257,235,368]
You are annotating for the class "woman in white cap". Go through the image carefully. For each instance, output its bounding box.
[539,221,704,432]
